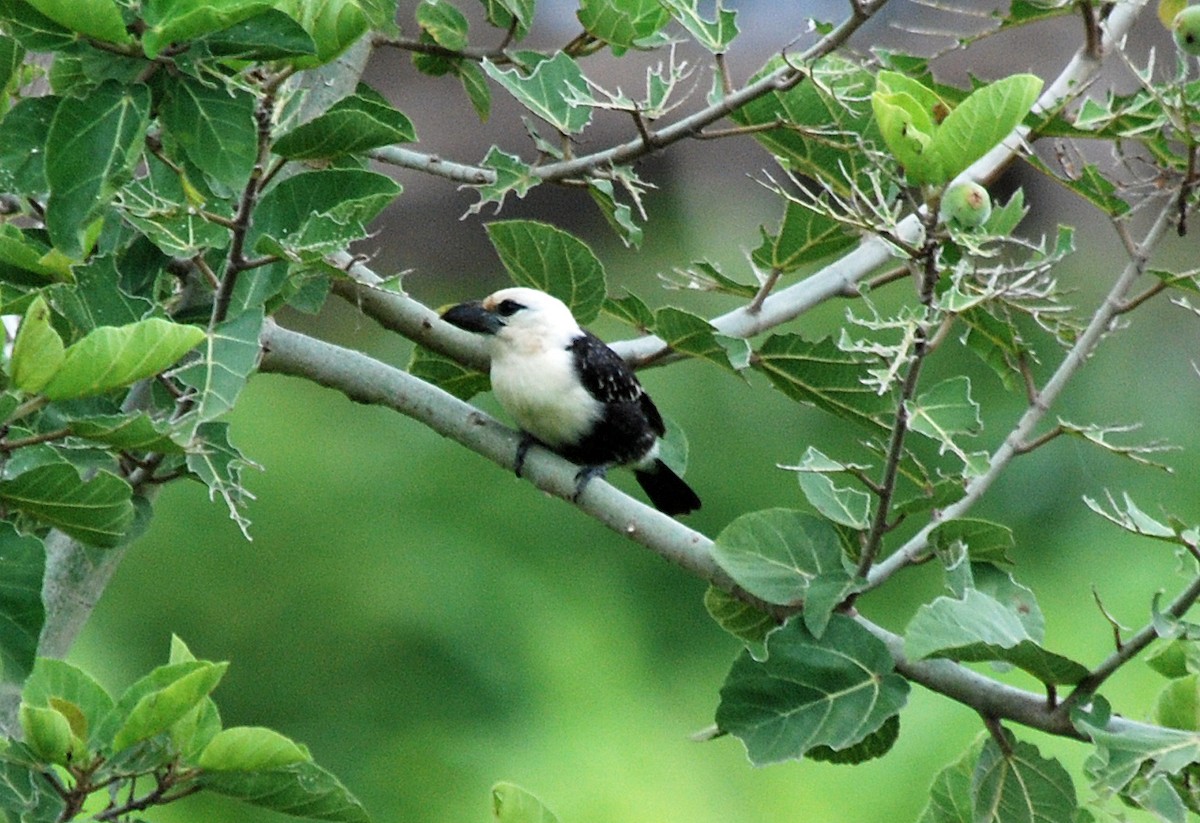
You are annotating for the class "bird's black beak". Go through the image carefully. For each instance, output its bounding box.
[441,300,504,335]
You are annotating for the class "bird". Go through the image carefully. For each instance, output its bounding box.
[440,287,701,516]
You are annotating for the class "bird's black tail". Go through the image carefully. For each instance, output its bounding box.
[635,460,701,516]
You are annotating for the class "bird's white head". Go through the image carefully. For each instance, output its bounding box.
[442,287,582,355]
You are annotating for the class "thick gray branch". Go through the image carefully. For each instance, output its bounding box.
[260,318,1167,743]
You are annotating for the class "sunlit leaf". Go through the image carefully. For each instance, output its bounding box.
[485,220,606,323]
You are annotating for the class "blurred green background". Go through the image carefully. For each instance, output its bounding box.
[69,4,1200,821]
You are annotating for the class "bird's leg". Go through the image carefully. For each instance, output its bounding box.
[514,432,538,478]
[572,464,609,502]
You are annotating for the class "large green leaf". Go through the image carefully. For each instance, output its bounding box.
[174,309,263,426]
[752,201,857,273]
[201,8,317,59]
[973,735,1079,822]
[23,0,130,44]
[753,334,893,430]
[99,660,229,753]
[274,85,416,160]
[158,75,258,191]
[711,509,857,637]
[274,0,369,68]
[577,0,669,51]
[904,375,982,465]
[918,742,979,823]
[67,413,188,454]
[198,727,311,771]
[485,220,606,323]
[141,0,274,57]
[658,0,736,52]
[703,585,774,655]
[203,760,371,822]
[120,154,230,258]
[653,306,749,374]
[0,95,58,196]
[482,52,592,135]
[40,317,206,401]
[22,658,115,747]
[716,614,909,766]
[730,56,877,196]
[904,588,1089,685]
[0,757,65,822]
[250,169,402,259]
[0,524,45,683]
[0,465,134,548]
[45,80,150,258]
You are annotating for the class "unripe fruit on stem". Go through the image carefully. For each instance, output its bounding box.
[940,181,993,229]
[1174,6,1200,56]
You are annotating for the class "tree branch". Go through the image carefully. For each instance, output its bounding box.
[257,318,1169,744]
[867,192,1178,589]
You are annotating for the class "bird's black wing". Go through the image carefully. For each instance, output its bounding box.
[564,332,665,466]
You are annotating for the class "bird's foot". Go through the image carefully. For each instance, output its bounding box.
[514,433,537,478]
[572,464,609,502]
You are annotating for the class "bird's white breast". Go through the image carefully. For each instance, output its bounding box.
[489,342,600,448]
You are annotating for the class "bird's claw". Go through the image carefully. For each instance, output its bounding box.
[514,433,536,478]
[572,465,608,502]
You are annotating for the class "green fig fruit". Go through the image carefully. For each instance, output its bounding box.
[940,181,993,229]
[1173,6,1200,56]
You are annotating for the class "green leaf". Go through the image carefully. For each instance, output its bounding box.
[120,153,230,258]
[275,0,369,68]
[791,447,872,530]
[731,56,877,196]
[929,519,1015,566]
[482,52,592,134]
[469,147,538,213]
[175,308,264,427]
[1075,698,1200,790]
[456,59,491,120]
[0,0,76,51]
[752,201,857,273]
[973,735,1079,823]
[408,346,489,401]
[416,0,467,50]
[185,421,256,538]
[654,306,749,374]
[711,509,857,637]
[41,317,206,401]
[251,169,402,259]
[926,74,1043,184]
[716,614,909,766]
[203,760,370,823]
[1157,675,1200,732]
[23,658,115,747]
[905,376,982,462]
[577,0,670,51]
[141,0,274,57]
[806,713,900,765]
[918,742,980,823]
[0,757,66,822]
[1148,639,1200,679]
[491,782,558,823]
[55,254,153,329]
[199,727,312,771]
[45,81,151,258]
[0,465,134,548]
[67,413,187,454]
[753,334,892,431]
[158,75,258,191]
[24,0,130,44]
[0,96,58,196]
[0,524,45,683]
[871,88,936,182]
[588,179,642,248]
[274,84,416,160]
[19,704,74,765]
[658,0,737,52]
[11,295,65,394]
[201,8,317,59]
[485,220,607,323]
[703,585,775,656]
[103,660,229,753]
[905,588,1089,685]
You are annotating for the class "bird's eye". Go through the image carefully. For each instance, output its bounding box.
[496,299,525,317]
